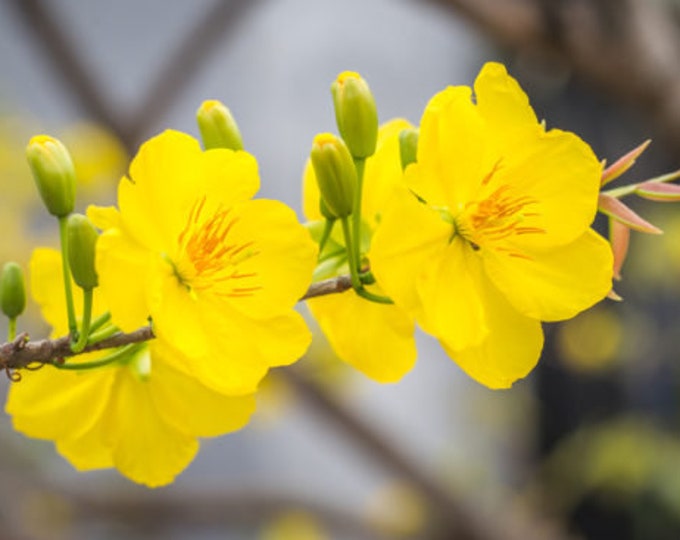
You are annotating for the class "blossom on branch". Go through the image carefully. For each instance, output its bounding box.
[370,62,613,388]
[303,120,416,382]
[5,249,255,487]
[88,130,317,395]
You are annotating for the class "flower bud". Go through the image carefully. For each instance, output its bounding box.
[26,135,76,218]
[319,198,336,221]
[310,133,357,218]
[0,262,26,319]
[399,128,419,170]
[196,100,244,151]
[331,71,378,159]
[67,213,99,290]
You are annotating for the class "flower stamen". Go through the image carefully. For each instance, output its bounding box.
[172,197,262,296]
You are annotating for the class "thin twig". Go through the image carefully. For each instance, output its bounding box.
[300,274,353,300]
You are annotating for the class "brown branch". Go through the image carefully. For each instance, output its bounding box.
[0,275,353,370]
[300,274,353,300]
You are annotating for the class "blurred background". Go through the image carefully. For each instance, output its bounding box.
[1,0,680,538]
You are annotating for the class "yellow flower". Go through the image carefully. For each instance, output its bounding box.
[5,249,255,487]
[370,63,613,388]
[303,120,416,382]
[88,130,317,395]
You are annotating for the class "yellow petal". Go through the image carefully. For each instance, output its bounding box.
[165,310,270,396]
[307,288,417,383]
[486,128,602,249]
[119,130,204,252]
[415,237,488,350]
[199,148,260,208]
[302,159,322,221]
[56,425,114,471]
[29,248,72,335]
[150,344,256,437]
[29,248,109,335]
[473,62,539,152]
[154,290,310,395]
[370,187,451,313]
[96,229,154,332]
[362,118,413,226]
[212,199,317,320]
[107,368,199,488]
[198,306,310,394]
[150,269,210,359]
[250,311,312,368]
[483,229,613,321]
[441,278,544,389]
[413,86,498,207]
[6,366,114,441]
[86,205,121,231]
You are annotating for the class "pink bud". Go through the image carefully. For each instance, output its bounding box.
[609,218,630,281]
[601,140,651,186]
[598,193,663,234]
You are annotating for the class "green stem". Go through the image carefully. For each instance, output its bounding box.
[351,157,366,273]
[89,311,111,334]
[54,343,141,371]
[8,318,16,341]
[603,169,680,199]
[340,216,362,290]
[58,215,77,336]
[318,218,336,256]
[70,288,93,353]
[340,217,394,304]
[86,324,119,346]
[356,287,393,304]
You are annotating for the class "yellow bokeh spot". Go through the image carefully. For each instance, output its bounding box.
[261,511,328,540]
[60,122,126,192]
[365,480,428,536]
[557,306,623,372]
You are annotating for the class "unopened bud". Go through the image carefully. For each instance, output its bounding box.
[67,214,99,290]
[26,135,76,218]
[310,133,357,219]
[331,72,378,159]
[319,198,336,221]
[0,262,26,319]
[399,128,419,170]
[196,100,244,151]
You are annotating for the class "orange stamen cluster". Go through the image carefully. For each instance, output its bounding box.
[456,181,545,256]
[175,196,261,297]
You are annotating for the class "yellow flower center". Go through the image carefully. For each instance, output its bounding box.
[172,196,262,297]
[447,164,545,255]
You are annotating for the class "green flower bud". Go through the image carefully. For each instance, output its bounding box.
[67,214,99,290]
[26,135,76,218]
[0,262,26,319]
[310,133,357,219]
[399,128,419,170]
[196,100,244,151]
[319,198,336,221]
[331,71,378,159]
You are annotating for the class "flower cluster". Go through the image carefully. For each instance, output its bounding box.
[3,62,676,487]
